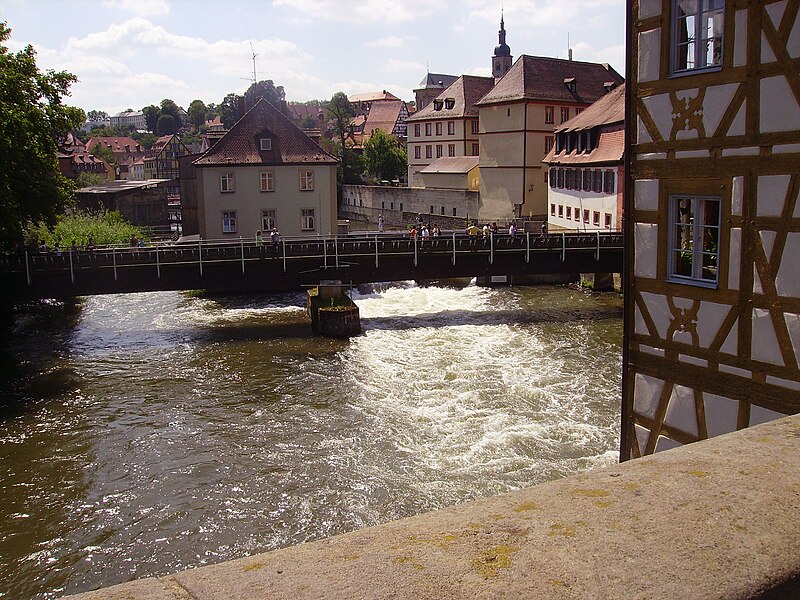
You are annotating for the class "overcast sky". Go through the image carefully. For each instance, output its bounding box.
[1,0,626,115]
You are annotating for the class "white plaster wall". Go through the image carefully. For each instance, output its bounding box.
[696,302,731,348]
[728,227,741,290]
[757,175,790,216]
[751,308,784,366]
[703,84,740,136]
[734,10,748,67]
[638,29,661,83]
[633,373,665,419]
[640,292,670,339]
[547,187,619,230]
[638,0,661,20]
[641,94,675,141]
[703,393,739,437]
[634,223,658,278]
[777,233,800,297]
[664,384,699,437]
[635,179,659,211]
[760,77,800,132]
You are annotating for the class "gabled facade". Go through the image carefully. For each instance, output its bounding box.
[143,134,189,180]
[476,55,624,221]
[58,152,113,182]
[544,83,625,231]
[406,75,494,187]
[189,98,339,239]
[622,0,800,459]
[85,136,146,168]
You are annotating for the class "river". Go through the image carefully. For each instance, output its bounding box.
[0,283,622,599]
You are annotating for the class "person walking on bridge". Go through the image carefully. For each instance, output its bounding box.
[270,228,281,253]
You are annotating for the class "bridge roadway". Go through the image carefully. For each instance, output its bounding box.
[0,231,623,302]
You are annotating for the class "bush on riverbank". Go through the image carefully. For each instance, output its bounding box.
[23,211,145,249]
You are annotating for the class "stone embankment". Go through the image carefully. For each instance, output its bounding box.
[65,414,800,599]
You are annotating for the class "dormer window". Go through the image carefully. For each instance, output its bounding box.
[564,77,577,94]
[444,98,455,110]
[433,99,444,111]
[260,138,272,151]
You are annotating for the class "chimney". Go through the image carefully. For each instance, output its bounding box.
[238,96,246,119]
[569,48,573,61]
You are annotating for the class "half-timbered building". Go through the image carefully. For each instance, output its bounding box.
[623,0,800,458]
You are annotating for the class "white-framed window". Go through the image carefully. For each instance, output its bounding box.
[414,124,420,137]
[260,171,274,192]
[583,209,590,223]
[545,106,554,124]
[551,203,556,216]
[672,0,724,74]
[593,211,600,227]
[566,206,572,219]
[558,205,564,218]
[435,122,442,136]
[425,123,432,136]
[604,213,612,229]
[220,172,234,193]
[222,210,237,233]
[560,107,570,123]
[471,143,479,155]
[452,207,457,216]
[471,120,479,134]
[447,121,455,135]
[300,170,314,191]
[426,145,432,159]
[545,136,554,153]
[260,138,272,151]
[414,146,421,159]
[301,208,315,231]
[668,194,721,286]
[262,209,276,231]
[436,144,443,158]
[448,144,456,157]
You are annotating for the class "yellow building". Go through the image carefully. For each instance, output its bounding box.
[623,0,800,458]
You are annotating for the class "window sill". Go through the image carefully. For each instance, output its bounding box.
[669,65,723,79]
[666,275,719,289]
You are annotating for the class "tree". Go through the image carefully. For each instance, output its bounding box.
[86,109,108,122]
[143,105,159,133]
[75,172,107,188]
[218,93,240,130]
[90,144,117,167]
[324,92,358,184]
[363,129,407,182]
[300,114,317,129]
[0,21,85,242]
[159,99,182,126]
[157,113,178,136]
[188,99,207,129]
[244,79,285,111]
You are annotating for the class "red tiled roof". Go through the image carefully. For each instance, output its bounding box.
[556,83,625,132]
[363,101,403,135]
[85,136,143,154]
[544,127,625,166]
[193,98,337,166]
[349,90,400,103]
[407,75,494,122]
[476,55,624,106]
[420,156,479,174]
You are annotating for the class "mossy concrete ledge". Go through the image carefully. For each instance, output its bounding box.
[64,414,800,599]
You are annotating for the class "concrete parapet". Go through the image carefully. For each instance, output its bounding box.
[64,414,800,599]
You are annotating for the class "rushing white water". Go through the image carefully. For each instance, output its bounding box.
[0,283,622,599]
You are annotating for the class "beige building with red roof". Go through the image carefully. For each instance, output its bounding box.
[543,83,625,231]
[476,55,624,220]
[406,75,494,187]
[188,98,338,239]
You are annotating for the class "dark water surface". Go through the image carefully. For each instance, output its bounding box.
[0,284,622,599]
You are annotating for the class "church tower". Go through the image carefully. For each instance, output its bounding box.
[492,13,512,83]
